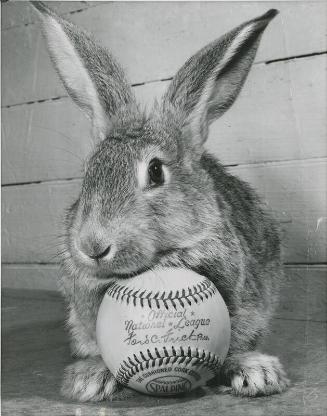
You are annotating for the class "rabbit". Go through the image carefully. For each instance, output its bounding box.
[31,1,290,402]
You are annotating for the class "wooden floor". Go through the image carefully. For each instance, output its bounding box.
[2,267,327,416]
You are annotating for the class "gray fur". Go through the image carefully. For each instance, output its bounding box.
[31,2,289,401]
[31,1,135,118]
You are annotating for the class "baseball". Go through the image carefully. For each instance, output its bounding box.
[96,268,231,396]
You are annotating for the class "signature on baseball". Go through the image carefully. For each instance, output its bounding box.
[123,309,211,346]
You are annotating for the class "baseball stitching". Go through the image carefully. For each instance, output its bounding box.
[116,346,222,386]
[106,277,217,309]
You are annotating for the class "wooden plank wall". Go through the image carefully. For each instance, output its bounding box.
[2,1,326,291]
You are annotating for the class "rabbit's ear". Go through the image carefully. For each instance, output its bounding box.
[31,1,135,139]
[163,9,278,148]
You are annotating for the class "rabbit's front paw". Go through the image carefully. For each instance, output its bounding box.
[61,357,118,402]
[222,352,290,397]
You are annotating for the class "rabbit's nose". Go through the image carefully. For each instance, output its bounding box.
[88,245,111,260]
[79,234,112,261]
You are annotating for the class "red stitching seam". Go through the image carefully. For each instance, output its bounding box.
[106,278,216,309]
[116,346,222,386]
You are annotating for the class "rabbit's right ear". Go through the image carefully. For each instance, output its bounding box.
[163,9,278,151]
[31,1,135,140]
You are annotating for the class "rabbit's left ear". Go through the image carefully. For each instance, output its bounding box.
[163,9,278,148]
[31,1,135,140]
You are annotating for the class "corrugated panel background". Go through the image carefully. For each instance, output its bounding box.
[2,1,326,290]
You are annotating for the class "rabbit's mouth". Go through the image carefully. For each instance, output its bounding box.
[98,248,180,280]
[108,265,153,280]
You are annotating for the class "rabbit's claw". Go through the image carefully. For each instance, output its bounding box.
[61,357,118,402]
[221,352,290,397]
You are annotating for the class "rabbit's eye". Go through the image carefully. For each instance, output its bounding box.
[148,158,164,186]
